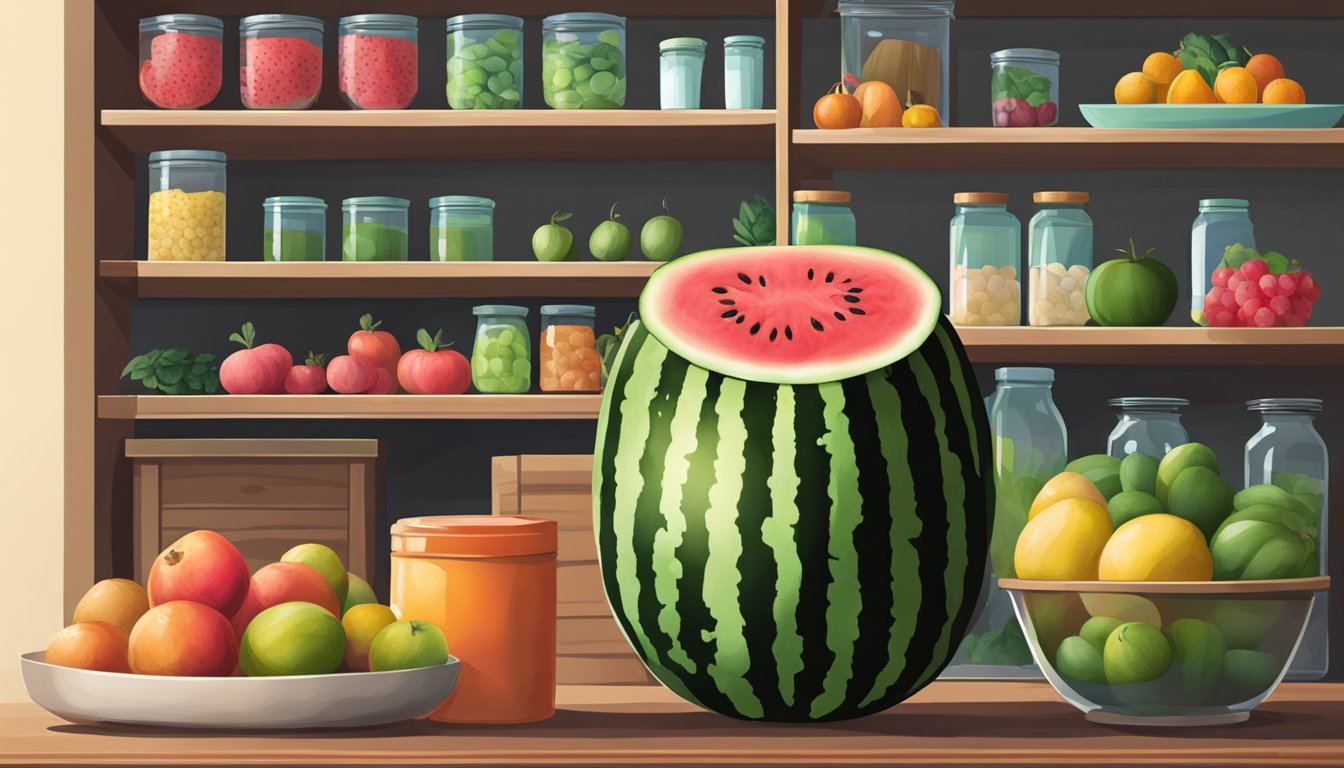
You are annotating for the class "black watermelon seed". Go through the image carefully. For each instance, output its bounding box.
[834,311,846,321]
[843,295,861,303]
[722,309,739,318]
[842,278,852,283]
[825,272,834,283]
[758,275,766,287]
[769,328,778,342]
[810,317,824,332]
[784,325,793,340]
[849,307,866,315]
[807,268,815,280]
[712,287,728,294]
[719,299,736,305]
[735,315,746,324]
[848,287,863,293]
[738,273,752,285]
[750,323,761,335]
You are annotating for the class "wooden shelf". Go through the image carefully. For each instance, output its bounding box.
[957,326,1344,365]
[100,0,777,19]
[96,395,602,421]
[5,682,1344,766]
[793,128,1344,170]
[101,110,778,161]
[99,261,658,299]
[801,0,1344,17]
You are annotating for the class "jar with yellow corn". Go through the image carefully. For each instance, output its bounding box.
[147,150,227,261]
[539,305,602,393]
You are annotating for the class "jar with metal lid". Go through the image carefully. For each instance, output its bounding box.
[660,38,707,109]
[446,14,523,109]
[240,14,324,109]
[540,305,600,393]
[1244,398,1328,679]
[724,35,765,109]
[1028,191,1093,327]
[390,515,557,723]
[1191,199,1256,326]
[949,192,1020,326]
[263,196,326,262]
[542,13,627,109]
[148,150,227,261]
[342,197,409,261]
[472,305,531,393]
[838,0,953,115]
[338,15,419,109]
[1106,397,1190,459]
[990,48,1060,127]
[791,190,856,245]
[139,15,224,109]
[430,196,494,262]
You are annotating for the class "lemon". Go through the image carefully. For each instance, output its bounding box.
[1028,471,1107,520]
[1014,498,1113,580]
[1098,513,1213,581]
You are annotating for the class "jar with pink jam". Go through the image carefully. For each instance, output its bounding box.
[339,14,419,110]
[240,15,324,110]
[138,14,224,109]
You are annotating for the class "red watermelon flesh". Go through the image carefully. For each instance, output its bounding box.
[639,246,942,385]
[241,36,323,109]
[141,32,222,109]
[339,34,418,109]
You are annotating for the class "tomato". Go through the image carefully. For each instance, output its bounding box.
[348,313,401,373]
[327,355,376,394]
[220,323,289,394]
[397,329,471,395]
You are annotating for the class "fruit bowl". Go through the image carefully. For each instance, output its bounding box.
[1079,104,1344,129]
[999,577,1328,726]
[20,651,459,729]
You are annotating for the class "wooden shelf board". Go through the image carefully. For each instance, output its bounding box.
[793,128,1344,170]
[97,395,602,421]
[99,0,777,19]
[801,0,1344,17]
[4,682,1344,766]
[99,261,658,299]
[101,110,778,161]
[957,326,1344,365]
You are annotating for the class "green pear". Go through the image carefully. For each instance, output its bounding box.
[640,196,683,261]
[590,203,632,262]
[532,211,575,262]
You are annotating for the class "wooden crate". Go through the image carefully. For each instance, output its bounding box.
[492,454,653,686]
[128,439,381,582]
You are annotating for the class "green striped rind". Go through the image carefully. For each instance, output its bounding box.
[594,316,991,722]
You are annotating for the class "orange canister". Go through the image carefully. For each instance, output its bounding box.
[390,515,557,724]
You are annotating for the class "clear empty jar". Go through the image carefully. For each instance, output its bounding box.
[139,15,224,109]
[542,13,627,109]
[660,38,706,109]
[446,15,524,110]
[791,191,856,245]
[339,15,419,109]
[240,14,324,109]
[472,305,531,394]
[341,197,409,261]
[1106,398,1190,459]
[1028,192,1093,327]
[948,193,1020,326]
[540,305,601,393]
[263,196,326,262]
[430,196,494,262]
[724,35,765,109]
[148,150,227,261]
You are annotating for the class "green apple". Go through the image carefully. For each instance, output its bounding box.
[240,601,345,676]
[343,572,378,616]
[639,197,683,261]
[282,543,349,606]
[532,211,575,262]
[589,202,632,261]
[369,620,451,671]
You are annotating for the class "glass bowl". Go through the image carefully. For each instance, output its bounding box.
[999,576,1329,726]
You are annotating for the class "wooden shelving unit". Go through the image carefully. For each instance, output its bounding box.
[96,395,603,421]
[797,0,1344,17]
[958,326,1344,365]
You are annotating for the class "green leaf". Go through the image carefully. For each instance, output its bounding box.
[1181,33,1213,57]
[1264,250,1290,274]
[194,353,216,364]
[1219,243,1259,270]
[229,322,256,349]
[142,374,158,389]
[733,234,753,247]
[128,368,149,382]
[157,365,185,386]
[162,348,190,362]
[359,313,381,332]
[204,373,221,394]
[732,218,754,241]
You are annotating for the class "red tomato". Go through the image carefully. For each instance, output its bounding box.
[364,366,398,394]
[220,323,289,394]
[327,355,375,394]
[283,352,329,394]
[397,329,471,395]
[348,313,401,374]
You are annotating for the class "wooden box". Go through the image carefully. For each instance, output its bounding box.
[129,439,382,582]
[491,454,653,686]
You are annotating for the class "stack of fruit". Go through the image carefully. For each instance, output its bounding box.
[1200,245,1321,328]
[44,531,450,677]
[1114,34,1305,106]
[812,81,942,129]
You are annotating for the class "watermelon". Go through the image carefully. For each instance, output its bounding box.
[593,245,992,722]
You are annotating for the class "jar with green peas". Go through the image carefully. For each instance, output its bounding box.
[541,13,627,109]
[471,305,531,394]
[446,15,523,110]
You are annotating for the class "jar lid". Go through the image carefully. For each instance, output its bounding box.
[1247,397,1323,413]
[1199,198,1250,210]
[995,366,1054,383]
[342,196,411,209]
[1108,397,1190,410]
[139,14,223,33]
[725,35,766,47]
[240,14,324,33]
[837,0,955,17]
[660,37,708,53]
[794,190,851,203]
[148,150,227,164]
[473,304,529,317]
[429,195,496,210]
[339,14,418,29]
[445,14,524,31]
[954,192,1009,204]
[541,304,596,316]
[991,48,1061,65]
[264,196,327,208]
[391,515,557,557]
[1034,191,1089,204]
[543,12,627,29]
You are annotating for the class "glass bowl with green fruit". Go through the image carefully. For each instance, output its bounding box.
[1000,576,1329,726]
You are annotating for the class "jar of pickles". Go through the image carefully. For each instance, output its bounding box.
[1106,397,1190,459]
[446,15,524,110]
[660,38,707,109]
[430,196,494,261]
[240,14,323,110]
[342,197,409,262]
[1028,192,1093,327]
[139,15,223,109]
[338,15,419,109]
[948,193,1020,325]
[472,305,531,394]
[542,13,627,109]
[148,150,227,261]
[724,35,765,109]
[263,196,326,262]
[539,305,602,393]
[791,191,856,245]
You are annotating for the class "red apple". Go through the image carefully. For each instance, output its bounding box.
[327,355,375,394]
[148,530,251,616]
[284,352,329,394]
[364,366,398,394]
[220,322,289,394]
[129,601,238,677]
[397,329,471,395]
[229,562,340,639]
[348,313,402,374]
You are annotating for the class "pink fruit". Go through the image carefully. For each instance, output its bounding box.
[147,530,250,616]
[283,353,329,394]
[220,324,289,394]
[1304,282,1321,302]
[1241,298,1264,317]
[1269,295,1291,315]
[229,562,339,640]
[1220,290,1239,309]
[1035,101,1058,126]
[1258,273,1280,297]
[998,98,1038,128]
[363,366,399,395]
[1240,259,1270,281]
[1227,272,1246,290]
[1253,307,1276,327]
[141,32,222,109]
[1278,273,1297,294]
[339,33,418,109]
[241,36,323,109]
[1212,267,1235,287]
[328,355,376,394]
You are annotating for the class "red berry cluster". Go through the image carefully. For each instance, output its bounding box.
[1203,259,1320,327]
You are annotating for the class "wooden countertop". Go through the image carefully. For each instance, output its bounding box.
[3,682,1343,766]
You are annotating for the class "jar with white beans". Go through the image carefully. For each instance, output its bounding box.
[948,193,1021,326]
[1028,191,1093,327]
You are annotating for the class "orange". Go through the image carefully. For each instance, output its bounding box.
[1141,52,1183,102]
[45,621,131,673]
[1114,72,1157,105]
[1214,67,1258,104]
[901,104,942,128]
[813,83,862,129]
[1262,77,1306,104]
[1167,69,1216,104]
[73,578,149,636]
[1245,53,1286,101]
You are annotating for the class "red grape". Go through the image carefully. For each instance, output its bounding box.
[1253,307,1276,327]
[1212,267,1235,288]
[1221,290,1239,309]
[1278,273,1297,294]
[1228,272,1247,290]
[1241,259,1270,281]
[1304,283,1321,302]
[1258,274,1280,297]
[1269,295,1291,315]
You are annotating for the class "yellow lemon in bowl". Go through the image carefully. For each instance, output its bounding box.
[1028,471,1108,519]
[1098,514,1213,581]
[1015,498,1113,580]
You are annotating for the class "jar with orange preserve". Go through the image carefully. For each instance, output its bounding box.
[539,305,602,392]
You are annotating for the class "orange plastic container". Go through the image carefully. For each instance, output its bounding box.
[389,515,557,724]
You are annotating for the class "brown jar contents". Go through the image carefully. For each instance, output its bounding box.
[540,324,602,392]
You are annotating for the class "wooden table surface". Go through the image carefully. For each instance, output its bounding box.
[3,682,1343,767]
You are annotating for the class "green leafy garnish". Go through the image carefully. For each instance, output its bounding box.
[121,348,220,395]
[732,194,776,247]
[595,313,635,385]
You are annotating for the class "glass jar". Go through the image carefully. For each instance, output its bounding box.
[724,35,766,109]
[990,49,1060,127]
[240,14,323,110]
[341,197,409,262]
[1106,397,1190,459]
[791,191,856,245]
[338,15,418,110]
[1028,192,1093,327]
[147,150,227,261]
[138,15,223,109]
[539,305,601,393]
[1244,398,1328,680]
[429,196,494,262]
[542,13,627,109]
[446,15,523,110]
[946,367,1067,678]
[472,305,531,394]
[948,193,1021,326]
[660,38,707,110]
[838,0,953,114]
[263,196,326,262]
[1191,199,1256,326]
